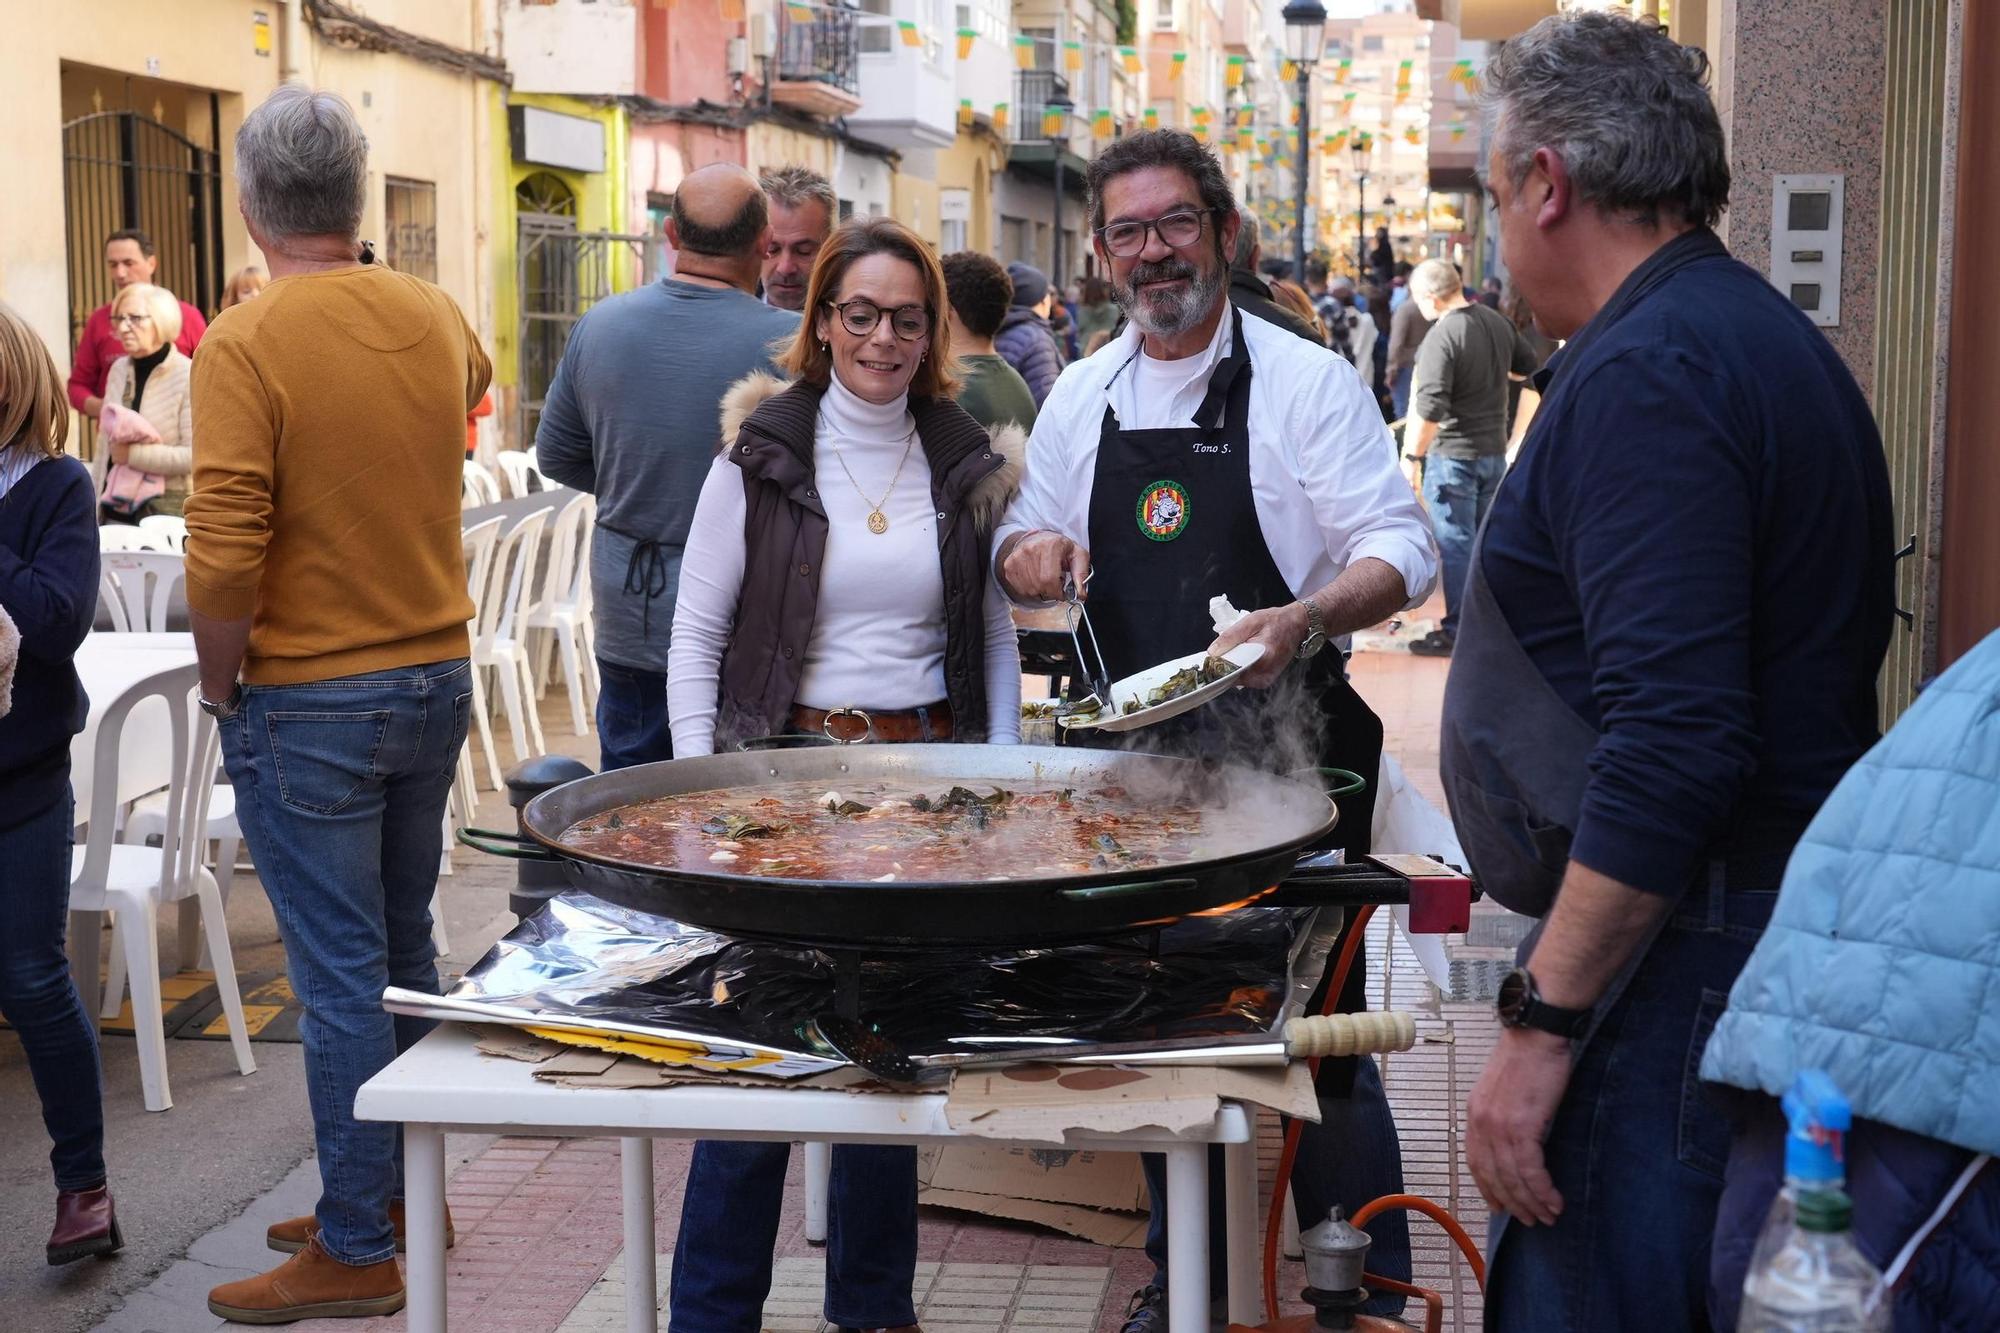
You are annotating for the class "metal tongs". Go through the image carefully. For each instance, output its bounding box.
[1055,570,1114,720]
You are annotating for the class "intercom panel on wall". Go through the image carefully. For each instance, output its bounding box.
[1771,174,1845,327]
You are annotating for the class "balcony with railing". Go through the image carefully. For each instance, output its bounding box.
[773,5,864,118]
[1006,69,1092,196]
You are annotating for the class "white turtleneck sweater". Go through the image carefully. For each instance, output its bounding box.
[668,370,1022,755]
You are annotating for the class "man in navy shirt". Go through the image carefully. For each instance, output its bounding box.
[1439,14,1894,1330]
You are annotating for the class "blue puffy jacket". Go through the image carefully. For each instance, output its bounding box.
[994,307,1063,406]
[1703,628,2000,1329]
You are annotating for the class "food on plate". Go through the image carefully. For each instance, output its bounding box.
[1120,655,1238,716]
[558,779,1211,882]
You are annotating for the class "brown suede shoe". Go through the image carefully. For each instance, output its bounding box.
[266,1200,455,1254]
[207,1236,405,1324]
[47,1185,123,1266]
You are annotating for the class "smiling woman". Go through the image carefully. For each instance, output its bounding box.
[661,214,1029,1330]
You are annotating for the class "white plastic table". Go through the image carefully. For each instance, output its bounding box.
[356,1025,1266,1333]
[72,631,196,822]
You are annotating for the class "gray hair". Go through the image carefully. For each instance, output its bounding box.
[1231,208,1260,269]
[1409,259,1462,302]
[236,84,368,242]
[759,165,836,218]
[1483,13,1728,229]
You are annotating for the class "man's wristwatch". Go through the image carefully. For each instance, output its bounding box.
[1496,968,1592,1040]
[198,683,245,722]
[1294,600,1328,660]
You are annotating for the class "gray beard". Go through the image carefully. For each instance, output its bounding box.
[1115,261,1226,338]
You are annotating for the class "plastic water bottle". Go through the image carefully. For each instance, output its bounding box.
[1738,1188,1889,1332]
[1745,1070,1852,1279]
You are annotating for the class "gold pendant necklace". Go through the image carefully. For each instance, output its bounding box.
[827,421,918,536]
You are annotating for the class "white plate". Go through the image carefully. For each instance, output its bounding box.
[1056,642,1266,733]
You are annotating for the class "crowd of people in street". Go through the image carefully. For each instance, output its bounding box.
[3,9,1998,1332]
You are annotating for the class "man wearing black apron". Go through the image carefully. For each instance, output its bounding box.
[1444,17,1895,1331]
[994,130,1438,1331]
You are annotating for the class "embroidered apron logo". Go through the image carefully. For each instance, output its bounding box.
[1136,480,1191,542]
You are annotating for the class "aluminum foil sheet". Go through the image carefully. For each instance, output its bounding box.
[384,893,1339,1078]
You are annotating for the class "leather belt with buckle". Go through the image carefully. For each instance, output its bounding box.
[789,702,955,744]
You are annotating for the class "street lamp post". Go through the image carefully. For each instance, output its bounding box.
[1349,136,1369,280]
[1281,0,1327,284]
[1047,87,1073,290]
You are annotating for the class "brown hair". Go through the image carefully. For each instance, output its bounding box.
[1269,279,1327,343]
[0,301,70,460]
[779,215,958,399]
[219,266,268,311]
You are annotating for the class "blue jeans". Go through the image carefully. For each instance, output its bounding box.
[221,659,472,1266]
[669,1141,918,1331]
[1139,1055,1411,1316]
[1484,881,1778,1332]
[596,658,671,772]
[0,789,106,1191]
[1422,454,1507,639]
[1390,366,1414,421]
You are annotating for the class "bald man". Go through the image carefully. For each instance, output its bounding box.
[536,162,801,769]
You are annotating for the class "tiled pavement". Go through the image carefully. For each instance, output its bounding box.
[102,616,1510,1333]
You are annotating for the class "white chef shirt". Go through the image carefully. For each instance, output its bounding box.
[992,307,1437,612]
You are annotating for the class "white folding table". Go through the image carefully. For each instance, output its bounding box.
[356,1025,1268,1333]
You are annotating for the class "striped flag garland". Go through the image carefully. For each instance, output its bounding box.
[1171,50,1187,79]
[1064,40,1083,71]
[1281,60,1296,83]
[784,0,812,20]
[1143,107,1159,130]
[1447,121,1469,140]
[1012,35,1035,69]
[958,99,974,127]
[992,102,1008,131]
[1226,54,1246,87]
[898,19,922,47]
[1447,59,1480,90]
[1119,46,1140,74]
[1333,58,1352,84]
[1404,125,1422,145]
[1042,103,1064,136]
[956,27,975,58]
[1092,107,1113,138]
[1394,59,1413,103]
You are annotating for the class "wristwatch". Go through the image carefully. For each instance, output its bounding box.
[198,683,245,722]
[1294,599,1328,660]
[1496,968,1592,1040]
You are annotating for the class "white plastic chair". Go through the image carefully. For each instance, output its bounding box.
[138,514,190,552]
[472,507,551,768]
[98,550,186,633]
[494,450,538,500]
[117,778,242,981]
[527,492,598,735]
[459,517,506,793]
[462,459,503,509]
[99,524,173,553]
[70,670,255,1112]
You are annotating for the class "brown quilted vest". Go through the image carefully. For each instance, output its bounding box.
[714,379,1012,748]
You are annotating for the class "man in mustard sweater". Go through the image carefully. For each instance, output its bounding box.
[185,86,490,1324]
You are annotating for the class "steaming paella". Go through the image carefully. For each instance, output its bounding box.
[557,779,1215,883]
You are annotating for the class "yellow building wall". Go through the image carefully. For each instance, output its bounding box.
[935,130,1009,255]
[893,174,942,246]
[745,123,838,181]
[487,89,632,403]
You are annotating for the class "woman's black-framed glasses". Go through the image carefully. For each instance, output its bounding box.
[825,299,931,341]
[1094,208,1217,259]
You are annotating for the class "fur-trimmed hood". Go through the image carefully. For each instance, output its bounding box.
[0,602,17,719]
[717,370,1026,535]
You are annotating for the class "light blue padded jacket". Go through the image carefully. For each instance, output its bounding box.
[1701,628,2000,1156]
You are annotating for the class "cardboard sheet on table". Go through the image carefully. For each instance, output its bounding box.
[942,1061,1317,1144]
[918,1188,1150,1248]
[917,1142,1148,1247]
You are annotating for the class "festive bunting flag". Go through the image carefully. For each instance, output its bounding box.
[1225,54,1246,87]
[1237,128,1254,148]
[1404,126,1422,145]
[1394,59,1413,103]
[1448,59,1480,90]
[1339,90,1357,117]
[1191,118,1210,142]
[958,99,974,127]
[1064,40,1083,71]
[1012,35,1035,69]
[1447,121,1469,140]
[1143,106,1159,130]
[898,19,921,47]
[1289,105,1299,127]
[955,27,975,58]
[1333,58,1352,84]
[1171,51,1187,79]
[1119,46,1140,74]
[1236,104,1254,129]
[1092,107,1113,138]
[992,101,1008,131]
[1281,60,1296,82]
[1042,103,1064,136]
[1325,128,1347,150]
[784,0,813,21]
